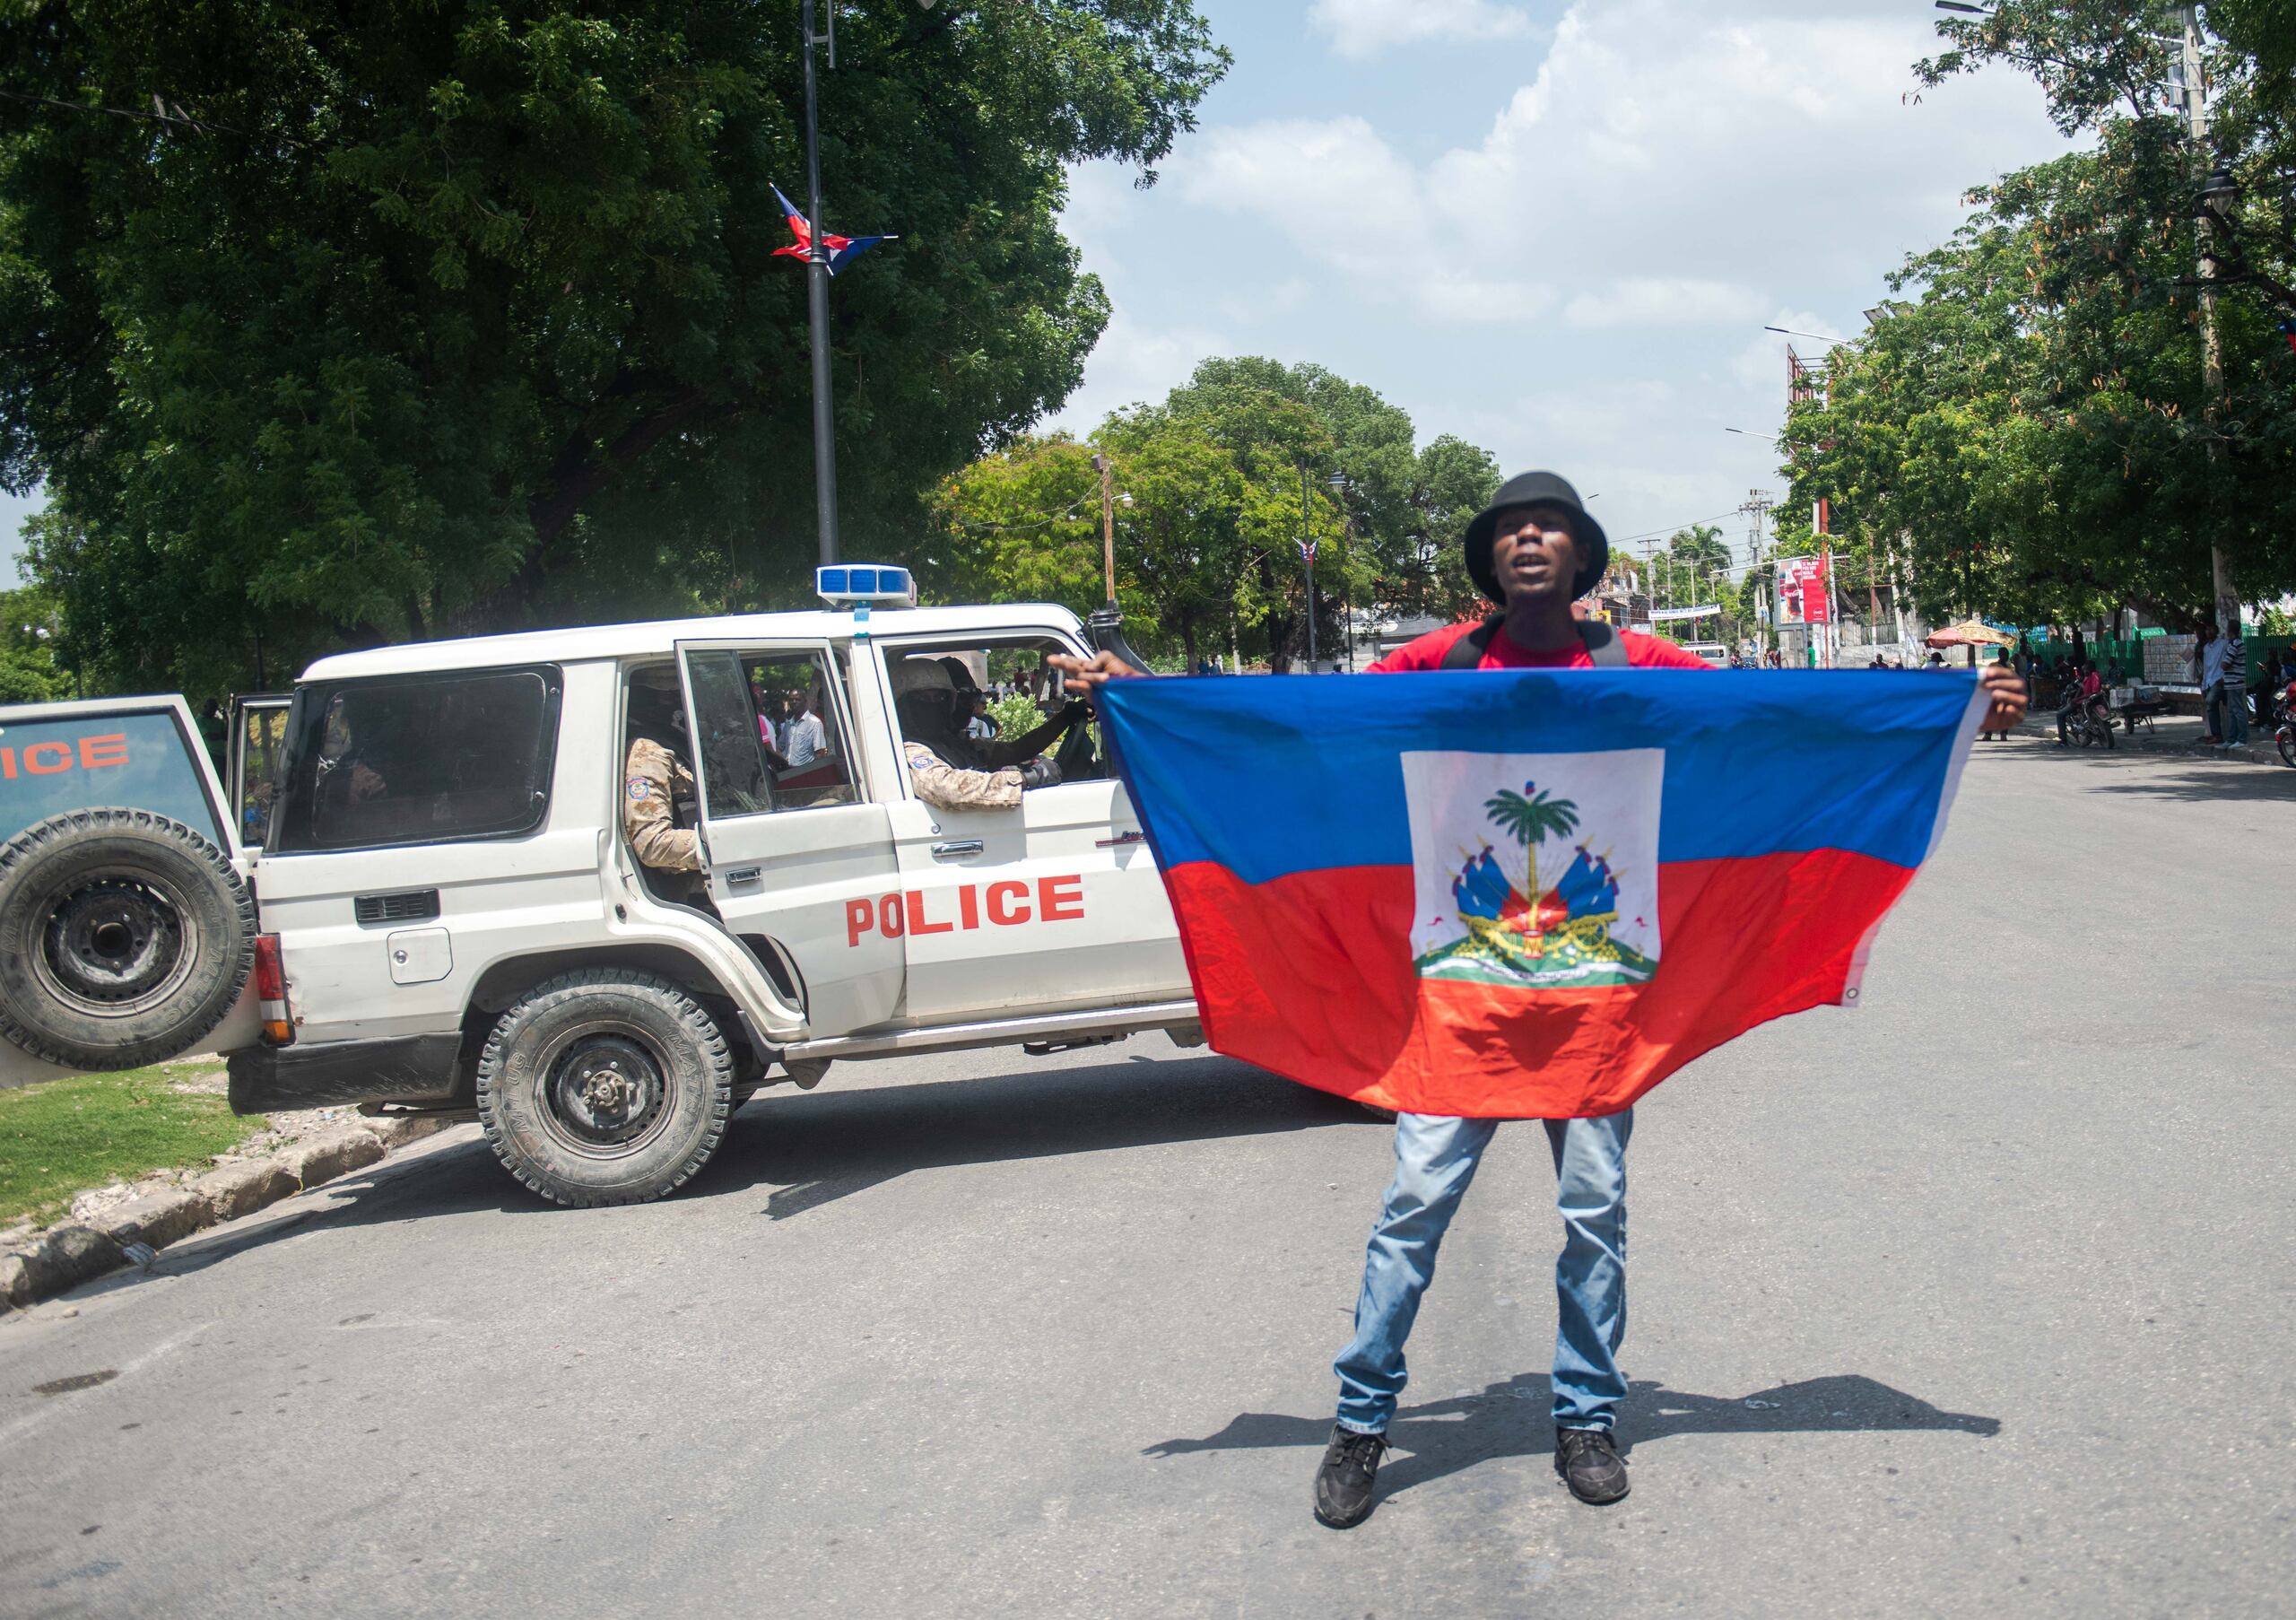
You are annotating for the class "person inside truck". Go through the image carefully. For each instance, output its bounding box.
[929,655,1086,771]
[622,666,709,903]
[890,657,1064,812]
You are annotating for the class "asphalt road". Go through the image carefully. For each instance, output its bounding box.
[2,737,2291,1619]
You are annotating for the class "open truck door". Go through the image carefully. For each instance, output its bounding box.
[227,692,291,850]
[0,694,260,1082]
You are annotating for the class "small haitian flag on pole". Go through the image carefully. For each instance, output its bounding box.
[770,182,895,275]
[1098,668,1985,1118]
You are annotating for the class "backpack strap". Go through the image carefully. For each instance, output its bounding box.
[1578,621,1630,667]
[1439,614,1506,670]
[1440,614,1631,669]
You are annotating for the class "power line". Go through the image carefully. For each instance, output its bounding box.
[1605,508,1746,549]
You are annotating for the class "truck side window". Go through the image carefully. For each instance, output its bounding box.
[683,649,857,821]
[270,668,560,852]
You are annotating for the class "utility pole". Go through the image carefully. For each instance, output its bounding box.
[802,0,839,566]
[1297,462,1318,672]
[2184,4,2237,644]
[1739,489,1773,655]
[1328,471,1356,670]
[1090,452,1118,608]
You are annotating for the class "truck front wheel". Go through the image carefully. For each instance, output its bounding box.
[476,970,734,1207]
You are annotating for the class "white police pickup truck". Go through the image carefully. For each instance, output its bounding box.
[0,569,1199,1204]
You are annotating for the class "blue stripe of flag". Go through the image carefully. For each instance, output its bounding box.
[1100,668,1979,883]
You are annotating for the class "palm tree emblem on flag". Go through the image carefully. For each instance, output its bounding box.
[1405,753,1664,989]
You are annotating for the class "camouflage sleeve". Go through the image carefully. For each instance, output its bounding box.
[904,741,1022,813]
[623,738,702,871]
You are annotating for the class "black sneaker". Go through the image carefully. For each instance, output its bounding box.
[1554,1426,1630,1504]
[1312,1425,1390,1529]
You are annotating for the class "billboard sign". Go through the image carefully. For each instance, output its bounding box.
[1778,555,1831,626]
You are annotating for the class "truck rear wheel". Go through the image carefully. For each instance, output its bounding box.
[0,808,255,1071]
[476,970,735,1207]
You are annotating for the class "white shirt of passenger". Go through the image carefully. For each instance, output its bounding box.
[784,711,827,768]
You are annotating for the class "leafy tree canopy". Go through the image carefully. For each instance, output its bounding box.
[0,0,1227,697]
[1783,4,2296,629]
[926,355,1504,670]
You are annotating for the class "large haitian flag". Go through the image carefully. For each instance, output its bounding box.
[1099,669,1986,1118]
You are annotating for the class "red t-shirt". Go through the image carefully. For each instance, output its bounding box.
[1368,620,1714,673]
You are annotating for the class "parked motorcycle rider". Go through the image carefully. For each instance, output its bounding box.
[2057,660,2109,746]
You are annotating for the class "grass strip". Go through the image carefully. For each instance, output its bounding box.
[0,1064,266,1229]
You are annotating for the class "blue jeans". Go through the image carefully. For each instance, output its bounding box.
[2224,684,2249,745]
[1334,1109,1633,1434]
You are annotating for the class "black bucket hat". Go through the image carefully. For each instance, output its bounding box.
[1463,471,1610,603]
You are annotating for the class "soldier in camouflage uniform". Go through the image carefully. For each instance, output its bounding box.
[622,667,706,897]
[891,657,1066,813]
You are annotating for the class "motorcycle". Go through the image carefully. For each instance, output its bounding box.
[2057,686,2116,749]
[2274,681,2295,769]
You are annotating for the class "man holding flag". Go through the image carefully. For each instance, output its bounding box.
[1055,471,2026,1527]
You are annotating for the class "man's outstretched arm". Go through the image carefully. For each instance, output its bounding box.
[1054,651,2031,738]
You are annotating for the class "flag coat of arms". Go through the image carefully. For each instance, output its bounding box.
[1099,669,1987,1118]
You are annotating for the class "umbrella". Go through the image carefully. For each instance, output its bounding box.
[1925,619,2015,649]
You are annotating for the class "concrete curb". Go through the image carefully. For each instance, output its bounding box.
[0,1113,457,1315]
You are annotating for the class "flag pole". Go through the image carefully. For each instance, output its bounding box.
[802,0,840,566]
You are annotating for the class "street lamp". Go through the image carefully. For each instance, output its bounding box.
[800,0,839,565]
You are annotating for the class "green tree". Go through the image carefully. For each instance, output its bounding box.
[922,435,1109,617]
[1787,3,2294,631]
[1152,360,1344,671]
[0,1,1227,698]
[0,581,70,702]
[1398,435,1502,624]
[1782,136,2296,626]
[1093,407,1253,669]
[931,356,1506,668]
[1653,523,1730,613]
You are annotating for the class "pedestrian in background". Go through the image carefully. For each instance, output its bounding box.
[2218,621,2248,749]
[2196,621,2225,745]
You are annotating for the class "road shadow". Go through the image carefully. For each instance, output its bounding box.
[82,1052,1370,1293]
[702,1053,1369,1219]
[2028,750,2296,800]
[1146,1372,1998,1501]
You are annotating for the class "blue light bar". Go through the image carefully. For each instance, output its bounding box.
[816,564,916,608]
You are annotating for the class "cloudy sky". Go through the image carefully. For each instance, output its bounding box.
[1045,0,2076,579]
[4,0,2074,588]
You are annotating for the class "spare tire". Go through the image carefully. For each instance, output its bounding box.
[0,808,256,1071]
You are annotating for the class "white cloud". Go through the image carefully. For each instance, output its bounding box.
[1309,0,1538,59]
[1039,300,1228,436]
[1167,0,2067,335]
[1565,278,1765,329]
[1176,117,1547,324]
